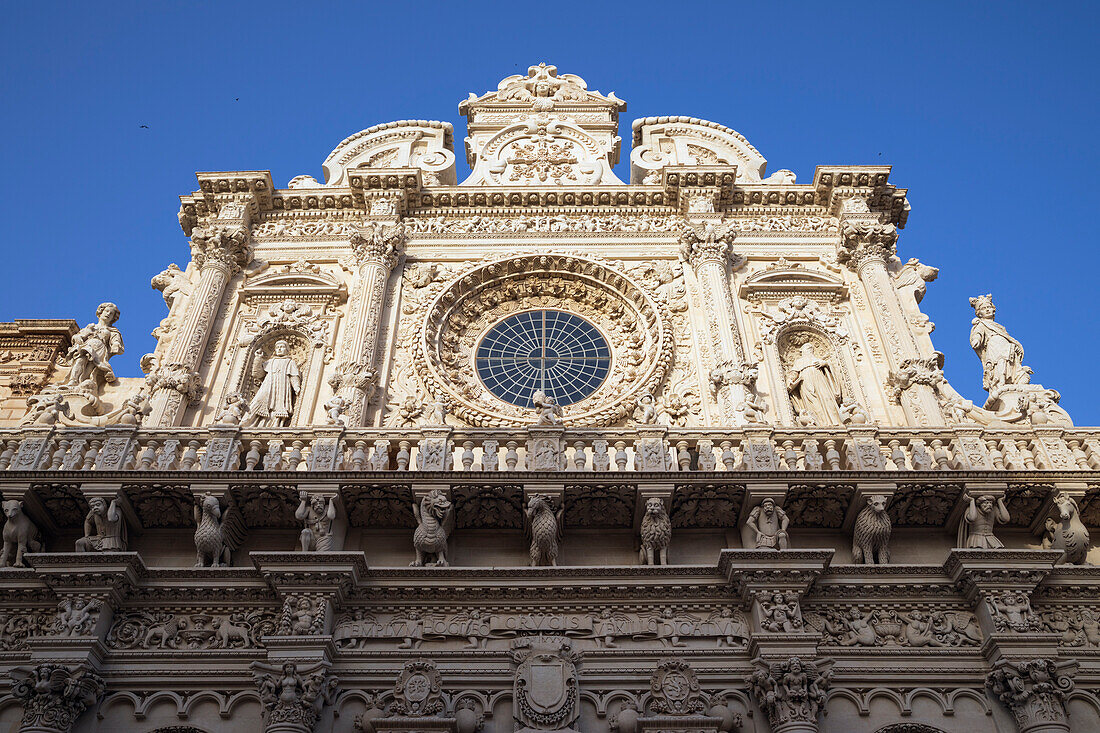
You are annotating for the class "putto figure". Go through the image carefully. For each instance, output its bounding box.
[531,389,564,425]
[746,497,790,550]
[411,488,454,567]
[962,493,1011,549]
[295,492,336,553]
[75,497,126,552]
[247,340,301,427]
[65,302,124,390]
[969,294,1031,392]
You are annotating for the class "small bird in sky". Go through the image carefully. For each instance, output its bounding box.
[235,97,239,101]
[140,125,149,129]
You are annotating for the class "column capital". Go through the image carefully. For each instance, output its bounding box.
[677,219,738,268]
[987,657,1076,733]
[748,655,833,733]
[837,198,898,271]
[189,223,252,274]
[350,220,406,270]
[11,663,105,733]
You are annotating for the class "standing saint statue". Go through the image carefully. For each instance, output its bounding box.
[247,340,301,427]
[969,294,1031,392]
[786,342,842,426]
[65,302,124,390]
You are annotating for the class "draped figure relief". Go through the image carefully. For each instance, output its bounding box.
[242,337,305,428]
[782,336,844,426]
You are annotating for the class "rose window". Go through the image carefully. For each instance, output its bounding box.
[476,310,610,408]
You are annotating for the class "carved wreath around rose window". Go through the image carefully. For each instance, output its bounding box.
[416,252,673,427]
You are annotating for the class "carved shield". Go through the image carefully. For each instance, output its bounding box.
[514,650,578,730]
[528,660,567,712]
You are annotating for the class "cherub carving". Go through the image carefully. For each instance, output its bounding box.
[322,395,348,426]
[214,392,247,427]
[20,393,72,426]
[531,390,563,425]
[56,598,101,636]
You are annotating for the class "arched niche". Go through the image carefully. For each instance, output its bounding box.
[769,326,866,426]
[230,330,318,429]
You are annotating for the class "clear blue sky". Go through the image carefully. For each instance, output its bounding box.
[1,2,1096,420]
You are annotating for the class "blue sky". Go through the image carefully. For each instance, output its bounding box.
[1,2,1096,420]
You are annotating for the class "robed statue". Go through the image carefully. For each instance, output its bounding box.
[787,342,842,426]
[247,340,301,427]
[969,294,1031,392]
[65,302,124,390]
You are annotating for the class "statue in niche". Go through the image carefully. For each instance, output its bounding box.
[745,498,790,550]
[247,339,301,427]
[64,302,124,392]
[961,493,1010,549]
[969,294,1032,392]
[786,341,842,426]
[75,497,126,552]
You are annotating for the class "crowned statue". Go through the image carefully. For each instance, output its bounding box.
[787,342,842,426]
[247,340,301,427]
[969,294,1032,392]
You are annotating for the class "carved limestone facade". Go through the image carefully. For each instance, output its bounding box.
[0,64,1096,733]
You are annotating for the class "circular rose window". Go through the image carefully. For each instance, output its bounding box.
[475,310,610,408]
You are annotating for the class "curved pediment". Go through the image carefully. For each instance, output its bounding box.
[241,262,347,303]
[321,120,456,186]
[630,116,768,184]
[740,261,847,299]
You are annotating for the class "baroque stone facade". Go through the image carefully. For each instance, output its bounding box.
[0,64,1097,733]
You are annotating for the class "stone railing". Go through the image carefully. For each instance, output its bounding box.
[0,423,1097,474]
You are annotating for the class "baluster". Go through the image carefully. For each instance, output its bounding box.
[888,440,908,470]
[138,440,158,470]
[781,440,798,470]
[480,439,499,471]
[675,441,690,471]
[244,441,262,470]
[614,441,629,471]
[591,439,610,472]
[1000,439,1023,470]
[802,438,823,470]
[824,440,840,471]
[1068,440,1092,470]
[61,439,87,470]
[573,441,588,471]
[930,439,951,470]
[396,441,411,471]
[697,439,716,471]
[349,441,368,471]
[461,441,475,471]
[81,440,101,470]
[1082,439,1100,469]
[0,440,17,470]
[720,441,737,471]
[155,439,179,470]
[504,441,519,471]
[287,441,304,471]
[985,439,1005,470]
[1017,440,1037,470]
[181,440,200,470]
[372,440,390,470]
[49,440,69,470]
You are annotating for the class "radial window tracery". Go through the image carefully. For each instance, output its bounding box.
[476,310,610,408]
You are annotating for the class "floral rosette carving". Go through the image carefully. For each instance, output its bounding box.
[416,252,673,427]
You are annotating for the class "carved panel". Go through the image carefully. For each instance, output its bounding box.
[670,484,744,529]
[785,484,855,529]
[232,484,299,528]
[122,484,194,528]
[1003,483,1054,528]
[564,484,636,528]
[342,484,414,528]
[1078,484,1100,527]
[888,484,962,527]
[107,608,277,650]
[30,483,87,529]
[452,484,524,529]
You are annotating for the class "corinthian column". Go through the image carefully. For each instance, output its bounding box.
[679,220,752,423]
[838,197,944,425]
[329,221,405,426]
[147,221,251,426]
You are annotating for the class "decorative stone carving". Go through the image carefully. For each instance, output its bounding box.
[412,489,454,567]
[278,594,328,636]
[969,294,1031,392]
[151,262,189,309]
[639,497,671,565]
[986,658,1074,733]
[253,661,338,733]
[193,493,246,567]
[107,609,276,650]
[757,592,804,633]
[527,494,562,567]
[62,302,124,392]
[532,390,563,425]
[20,393,72,426]
[961,493,1010,549]
[809,606,981,648]
[295,492,336,552]
[631,116,767,184]
[322,119,456,186]
[1,500,43,568]
[988,590,1039,633]
[649,659,708,716]
[389,659,446,716]
[748,657,832,733]
[1047,490,1090,565]
[246,340,302,427]
[851,494,891,564]
[75,496,127,552]
[11,664,106,733]
[55,597,102,636]
[511,636,581,733]
[321,395,348,426]
[745,498,790,550]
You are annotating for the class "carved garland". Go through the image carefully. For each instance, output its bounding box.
[416,252,673,427]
